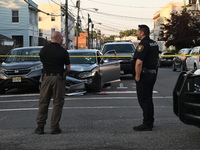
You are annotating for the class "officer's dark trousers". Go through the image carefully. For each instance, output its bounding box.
[136,72,157,126]
[36,75,65,130]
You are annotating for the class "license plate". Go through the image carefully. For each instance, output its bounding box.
[120,70,124,74]
[12,77,22,82]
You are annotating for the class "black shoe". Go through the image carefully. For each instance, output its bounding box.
[51,128,62,134]
[35,126,44,134]
[133,124,152,131]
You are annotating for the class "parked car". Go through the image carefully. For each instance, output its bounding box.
[158,52,176,67]
[172,48,192,71]
[101,42,135,75]
[173,70,200,128]
[186,46,200,71]
[67,49,121,92]
[0,47,86,95]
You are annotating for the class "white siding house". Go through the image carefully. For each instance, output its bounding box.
[0,0,38,47]
[38,3,75,49]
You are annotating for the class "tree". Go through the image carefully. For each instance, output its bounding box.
[103,35,116,43]
[161,8,200,50]
[120,29,137,37]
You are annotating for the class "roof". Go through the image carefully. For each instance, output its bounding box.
[103,42,133,45]
[68,49,99,53]
[0,34,13,41]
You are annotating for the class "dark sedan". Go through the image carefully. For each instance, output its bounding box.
[172,48,192,71]
[67,49,121,92]
[158,52,176,67]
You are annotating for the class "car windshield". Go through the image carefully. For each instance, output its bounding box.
[103,44,135,54]
[69,52,96,64]
[4,48,40,63]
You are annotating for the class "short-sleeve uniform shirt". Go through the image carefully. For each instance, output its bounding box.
[134,37,159,69]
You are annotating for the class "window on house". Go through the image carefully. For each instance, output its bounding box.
[39,29,43,37]
[51,28,55,33]
[51,16,55,21]
[12,10,19,23]
[39,16,42,21]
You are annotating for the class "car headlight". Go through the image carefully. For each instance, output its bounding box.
[30,64,43,71]
[78,72,95,78]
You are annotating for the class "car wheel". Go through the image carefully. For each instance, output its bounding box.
[194,64,197,70]
[172,63,177,71]
[181,64,186,71]
[0,88,6,94]
[90,72,101,92]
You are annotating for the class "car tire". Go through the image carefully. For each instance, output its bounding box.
[181,64,186,71]
[194,64,197,71]
[90,72,101,92]
[0,88,6,94]
[172,63,177,71]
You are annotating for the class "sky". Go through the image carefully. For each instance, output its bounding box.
[32,0,186,36]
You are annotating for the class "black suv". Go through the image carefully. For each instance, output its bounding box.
[0,47,42,93]
[101,42,135,75]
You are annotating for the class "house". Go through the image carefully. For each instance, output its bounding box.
[152,2,184,42]
[0,34,14,46]
[0,0,38,47]
[38,3,75,49]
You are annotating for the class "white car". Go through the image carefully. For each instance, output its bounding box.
[186,46,200,70]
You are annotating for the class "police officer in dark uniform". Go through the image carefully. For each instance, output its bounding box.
[133,25,159,131]
[35,31,70,134]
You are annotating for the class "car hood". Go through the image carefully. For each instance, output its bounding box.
[70,64,97,72]
[0,61,42,69]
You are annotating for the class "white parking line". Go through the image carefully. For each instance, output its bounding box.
[0,105,173,112]
[0,96,172,103]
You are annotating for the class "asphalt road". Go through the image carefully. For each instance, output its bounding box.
[0,68,200,150]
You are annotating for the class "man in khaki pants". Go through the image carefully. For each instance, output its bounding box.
[35,31,70,134]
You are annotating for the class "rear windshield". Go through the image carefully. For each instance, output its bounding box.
[102,44,135,54]
[163,53,175,55]
[4,48,41,63]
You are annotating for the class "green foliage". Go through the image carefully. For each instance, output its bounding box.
[103,29,137,43]
[161,8,200,50]
[103,35,116,43]
[120,29,137,37]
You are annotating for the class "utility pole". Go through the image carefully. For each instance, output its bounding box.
[87,14,92,49]
[91,23,94,49]
[65,0,68,50]
[76,0,80,49]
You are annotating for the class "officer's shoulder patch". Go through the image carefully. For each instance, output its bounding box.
[137,45,144,52]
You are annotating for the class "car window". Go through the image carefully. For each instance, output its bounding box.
[69,52,96,64]
[4,48,40,63]
[102,44,135,54]
[4,50,18,63]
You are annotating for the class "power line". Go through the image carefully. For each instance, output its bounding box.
[87,0,162,8]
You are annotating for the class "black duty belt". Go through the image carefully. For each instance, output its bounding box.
[43,73,63,76]
[142,69,156,74]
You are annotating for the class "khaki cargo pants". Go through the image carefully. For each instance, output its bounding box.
[36,75,65,130]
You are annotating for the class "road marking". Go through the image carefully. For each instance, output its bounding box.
[0,96,172,103]
[0,90,158,98]
[117,83,128,89]
[97,91,158,94]
[0,105,173,112]
[0,116,7,121]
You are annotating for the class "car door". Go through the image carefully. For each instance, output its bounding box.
[98,52,120,84]
[186,48,195,70]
